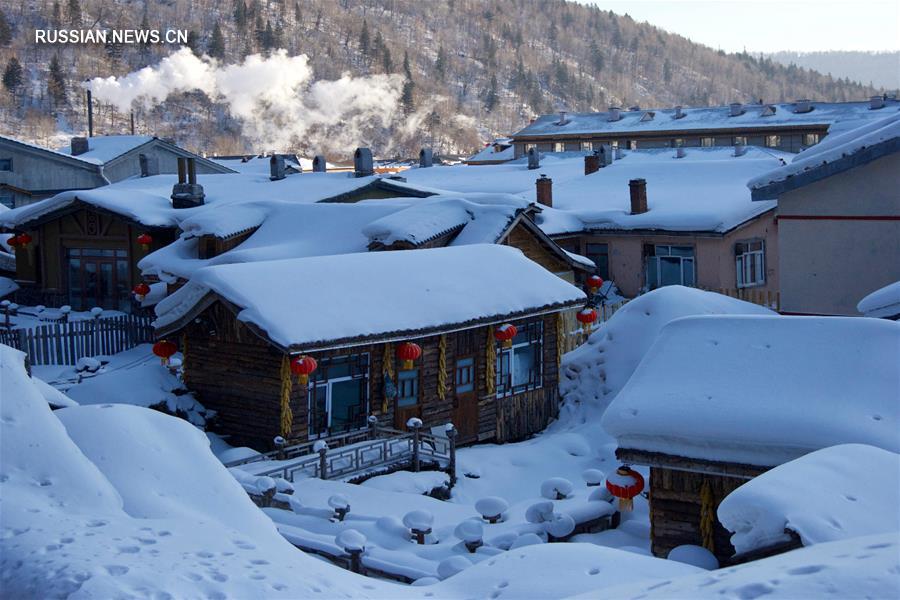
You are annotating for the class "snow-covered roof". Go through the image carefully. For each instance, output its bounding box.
[857,280,900,319]
[154,244,587,350]
[717,444,900,554]
[210,155,303,174]
[55,135,154,165]
[513,100,899,139]
[602,315,900,466]
[749,111,900,198]
[0,171,431,231]
[465,142,515,164]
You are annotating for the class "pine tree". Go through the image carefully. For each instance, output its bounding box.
[0,9,11,47]
[208,22,226,59]
[484,74,498,113]
[589,40,604,73]
[233,0,247,30]
[51,1,62,28]
[359,20,370,57]
[186,30,201,55]
[47,55,67,106]
[382,45,393,73]
[294,2,302,25]
[67,0,81,28]
[434,45,446,81]
[403,50,413,80]
[401,79,415,114]
[2,57,23,95]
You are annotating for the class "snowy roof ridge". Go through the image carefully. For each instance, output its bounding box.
[154,245,587,350]
[362,199,474,246]
[55,135,156,165]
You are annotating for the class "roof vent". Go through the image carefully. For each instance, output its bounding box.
[673,106,685,119]
[794,99,813,114]
[171,157,205,208]
[608,107,622,122]
[640,111,655,122]
[729,102,744,117]
[70,137,89,156]
[760,105,777,117]
[557,110,569,125]
[870,95,886,110]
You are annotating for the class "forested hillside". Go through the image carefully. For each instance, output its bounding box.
[766,51,900,92]
[0,0,885,158]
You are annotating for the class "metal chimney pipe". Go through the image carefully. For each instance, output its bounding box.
[187,158,197,185]
[130,111,135,135]
[86,90,94,138]
[176,157,187,184]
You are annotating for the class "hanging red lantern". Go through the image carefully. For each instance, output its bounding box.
[152,340,178,365]
[15,233,32,248]
[606,466,645,512]
[137,232,153,251]
[587,275,604,294]
[290,355,318,385]
[576,308,598,332]
[132,282,151,301]
[6,235,20,248]
[493,323,518,348]
[396,342,422,370]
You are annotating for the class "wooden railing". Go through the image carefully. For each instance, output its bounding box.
[707,287,781,311]
[559,300,628,353]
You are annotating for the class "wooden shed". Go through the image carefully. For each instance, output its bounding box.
[154,244,587,449]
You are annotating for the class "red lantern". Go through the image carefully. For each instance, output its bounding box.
[576,308,598,332]
[6,235,20,248]
[152,340,178,365]
[493,323,518,348]
[606,466,645,512]
[133,282,151,301]
[396,342,422,370]
[587,275,604,294]
[290,355,318,385]
[15,233,32,248]
[137,233,153,251]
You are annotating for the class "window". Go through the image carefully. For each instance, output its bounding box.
[736,240,765,288]
[524,143,537,152]
[0,158,11,171]
[700,137,715,147]
[496,320,543,396]
[645,245,695,290]
[584,243,609,280]
[397,369,419,407]
[672,138,685,148]
[308,353,370,437]
[0,192,13,209]
[455,357,474,394]
[553,142,565,153]
[580,141,592,152]
[628,140,638,150]
[733,136,747,146]
[765,135,781,148]
[611,140,619,150]
[803,133,820,146]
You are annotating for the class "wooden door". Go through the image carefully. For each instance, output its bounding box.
[453,356,479,442]
[394,368,422,429]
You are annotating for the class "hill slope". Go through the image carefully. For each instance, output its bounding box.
[0,0,885,158]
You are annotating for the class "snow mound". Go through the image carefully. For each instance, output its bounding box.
[667,545,719,570]
[858,280,900,319]
[718,444,900,554]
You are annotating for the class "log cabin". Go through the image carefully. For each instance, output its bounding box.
[153,244,587,450]
[601,315,900,564]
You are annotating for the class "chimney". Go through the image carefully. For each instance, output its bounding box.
[130,111,135,135]
[729,102,744,117]
[171,157,205,208]
[615,147,624,160]
[70,137,89,156]
[270,154,286,181]
[354,147,374,177]
[629,178,648,215]
[608,106,621,122]
[527,147,540,170]
[734,143,747,157]
[419,147,433,168]
[536,174,552,208]
[675,147,686,159]
[600,143,613,166]
[673,105,684,119]
[584,152,600,175]
[558,110,568,125]
[312,155,327,172]
[794,99,812,113]
[628,105,641,112]
[870,95,886,110]
[86,90,94,138]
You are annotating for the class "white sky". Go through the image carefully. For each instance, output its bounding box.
[579,0,900,53]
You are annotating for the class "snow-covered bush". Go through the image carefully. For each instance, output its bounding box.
[403,509,434,544]
[475,496,508,523]
[454,519,484,553]
[541,477,574,500]
[582,469,605,487]
[436,556,471,580]
[544,513,576,540]
[525,501,556,525]
[588,486,614,503]
[328,494,350,521]
[667,545,718,570]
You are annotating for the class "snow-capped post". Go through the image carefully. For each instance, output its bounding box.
[419,148,433,168]
[273,435,286,460]
[582,469,605,487]
[328,494,350,521]
[0,300,9,330]
[454,520,484,553]
[336,529,366,574]
[407,417,423,472]
[312,155,327,172]
[403,510,434,545]
[367,414,379,440]
[605,465,645,512]
[541,477,574,500]
[59,305,71,323]
[446,423,457,487]
[315,440,329,480]
[475,497,508,524]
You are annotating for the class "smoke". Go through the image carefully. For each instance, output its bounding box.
[87,48,404,155]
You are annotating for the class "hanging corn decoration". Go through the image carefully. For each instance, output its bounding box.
[699,479,716,553]
[438,334,447,401]
[279,355,294,439]
[485,327,496,396]
[556,312,565,369]
[381,342,394,413]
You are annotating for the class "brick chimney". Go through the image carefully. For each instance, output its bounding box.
[584,152,600,175]
[171,157,205,208]
[70,137,89,156]
[536,174,552,208]
[629,178,647,215]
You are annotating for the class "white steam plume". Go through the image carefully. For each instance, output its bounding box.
[87,48,404,155]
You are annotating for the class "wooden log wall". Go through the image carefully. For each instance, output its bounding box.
[649,466,748,564]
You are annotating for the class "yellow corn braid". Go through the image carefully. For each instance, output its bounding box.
[279,355,293,438]
[438,334,447,401]
[700,479,716,553]
[381,342,394,413]
[485,327,496,396]
[556,312,565,369]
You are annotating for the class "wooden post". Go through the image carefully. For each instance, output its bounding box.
[274,436,286,461]
[446,424,457,488]
[367,414,379,440]
[347,548,364,574]
[411,423,421,473]
[318,445,328,480]
[2,302,9,330]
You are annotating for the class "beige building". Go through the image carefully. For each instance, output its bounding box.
[751,114,900,315]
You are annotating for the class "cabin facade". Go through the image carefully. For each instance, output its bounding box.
[154,245,586,450]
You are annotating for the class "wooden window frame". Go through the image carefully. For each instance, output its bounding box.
[496,319,543,398]
[735,239,766,288]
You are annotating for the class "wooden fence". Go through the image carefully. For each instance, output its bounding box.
[709,288,781,311]
[559,301,628,353]
[0,315,155,366]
